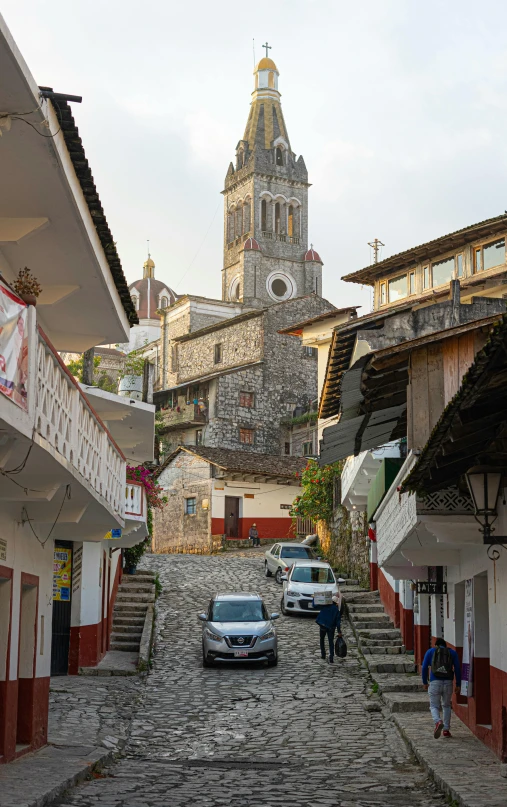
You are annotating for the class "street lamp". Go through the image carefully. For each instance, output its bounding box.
[465,469,505,552]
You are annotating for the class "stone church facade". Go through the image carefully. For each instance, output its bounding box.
[153,54,333,463]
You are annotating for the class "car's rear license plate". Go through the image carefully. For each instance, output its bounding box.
[234,651,249,657]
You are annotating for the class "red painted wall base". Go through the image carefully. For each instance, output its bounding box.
[400,602,414,652]
[370,562,378,591]
[212,517,295,541]
[414,624,431,668]
[378,569,400,628]
[0,676,49,764]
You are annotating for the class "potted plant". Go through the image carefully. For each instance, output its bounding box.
[123,537,150,575]
[13,267,43,306]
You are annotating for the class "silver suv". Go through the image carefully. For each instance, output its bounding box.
[199,593,279,667]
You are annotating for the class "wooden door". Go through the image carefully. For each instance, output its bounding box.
[225,496,240,538]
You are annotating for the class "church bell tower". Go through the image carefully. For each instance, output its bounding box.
[222,50,323,308]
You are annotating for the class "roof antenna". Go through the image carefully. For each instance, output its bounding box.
[147,238,150,259]
[368,238,384,264]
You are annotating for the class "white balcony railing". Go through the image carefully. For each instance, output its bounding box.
[125,480,144,518]
[36,328,125,519]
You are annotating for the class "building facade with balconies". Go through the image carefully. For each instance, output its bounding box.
[0,18,151,763]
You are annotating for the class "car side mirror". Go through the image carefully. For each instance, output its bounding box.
[337,578,346,584]
[198,613,207,621]
[280,574,288,581]
[270,613,280,620]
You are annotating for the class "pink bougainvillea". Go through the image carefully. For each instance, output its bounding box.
[127,465,167,509]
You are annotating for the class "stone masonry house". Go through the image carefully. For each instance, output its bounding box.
[152,446,306,552]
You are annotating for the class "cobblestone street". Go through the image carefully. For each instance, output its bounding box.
[56,552,446,807]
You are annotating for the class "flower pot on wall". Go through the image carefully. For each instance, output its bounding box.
[20,293,37,306]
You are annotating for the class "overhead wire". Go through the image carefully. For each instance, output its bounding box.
[22,484,72,548]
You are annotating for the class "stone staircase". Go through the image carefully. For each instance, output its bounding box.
[110,570,156,652]
[343,587,427,713]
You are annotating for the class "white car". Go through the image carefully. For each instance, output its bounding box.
[280,560,345,615]
[264,542,318,584]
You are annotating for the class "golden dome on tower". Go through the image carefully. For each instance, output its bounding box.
[256,57,277,71]
[144,256,155,270]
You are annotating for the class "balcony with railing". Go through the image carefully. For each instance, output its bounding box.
[261,231,300,245]
[0,307,126,537]
[125,480,145,520]
[159,401,208,430]
[374,453,477,579]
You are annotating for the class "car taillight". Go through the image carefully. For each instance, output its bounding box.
[284,567,289,572]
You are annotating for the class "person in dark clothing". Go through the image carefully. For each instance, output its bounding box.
[249,523,260,547]
[316,595,342,664]
[422,637,461,738]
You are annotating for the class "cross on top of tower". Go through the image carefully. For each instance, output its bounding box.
[262,41,271,58]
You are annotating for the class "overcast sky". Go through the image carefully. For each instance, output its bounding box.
[4,1,507,312]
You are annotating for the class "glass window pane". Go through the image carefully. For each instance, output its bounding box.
[380,284,386,305]
[457,254,463,277]
[483,239,505,271]
[431,256,454,286]
[409,272,415,294]
[423,266,430,289]
[475,249,482,273]
[388,275,407,302]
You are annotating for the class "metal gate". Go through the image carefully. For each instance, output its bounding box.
[51,541,73,676]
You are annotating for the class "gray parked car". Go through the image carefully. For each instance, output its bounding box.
[199,592,279,667]
[264,542,318,584]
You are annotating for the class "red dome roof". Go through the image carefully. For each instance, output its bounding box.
[129,277,177,320]
[244,237,261,251]
[304,247,322,263]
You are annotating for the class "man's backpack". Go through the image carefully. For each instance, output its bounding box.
[431,646,454,679]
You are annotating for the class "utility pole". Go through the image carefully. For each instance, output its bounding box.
[368,238,384,264]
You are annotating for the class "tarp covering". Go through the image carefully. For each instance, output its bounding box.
[0,281,28,411]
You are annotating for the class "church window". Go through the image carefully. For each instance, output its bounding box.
[235,206,243,238]
[271,277,287,297]
[160,296,168,309]
[131,294,139,310]
[228,211,235,243]
[288,207,294,237]
[275,203,281,234]
[268,71,275,89]
[235,283,241,301]
[239,427,255,445]
[214,343,223,364]
[276,147,283,166]
[261,199,268,232]
[243,202,251,234]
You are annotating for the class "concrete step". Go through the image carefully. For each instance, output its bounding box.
[353,619,394,630]
[124,571,156,580]
[382,691,429,713]
[356,629,402,640]
[362,646,404,655]
[373,674,426,693]
[360,638,404,647]
[365,655,416,674]
[111,624,144,635]
[116,592,154,603]
[113,616,145,626]
[110,640,140,652]
[344,592,380,604]
[118,584,155,594]
[348,604,386,613]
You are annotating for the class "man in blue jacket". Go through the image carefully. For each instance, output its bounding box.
[316,595,342,664]
[422,638,461,738]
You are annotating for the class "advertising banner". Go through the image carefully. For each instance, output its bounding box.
[0,281,28,411]
[53,546,72,602]
[460,578,474,697]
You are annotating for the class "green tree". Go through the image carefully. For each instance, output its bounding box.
[66,354,102,382]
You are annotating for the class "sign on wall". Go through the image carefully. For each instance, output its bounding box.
[415,582,447,595]
[461,578,474,698]
[53,546,72,602]
[0,281,29,411]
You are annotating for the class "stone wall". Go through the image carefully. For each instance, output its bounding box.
[177,316,263,383]
[317,478,370,587]
[152,453,212,553]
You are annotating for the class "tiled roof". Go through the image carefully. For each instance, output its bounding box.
[343,213,507,286]
[402,314,507,494]
[156,445,307,480]
[41,89,138,326]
